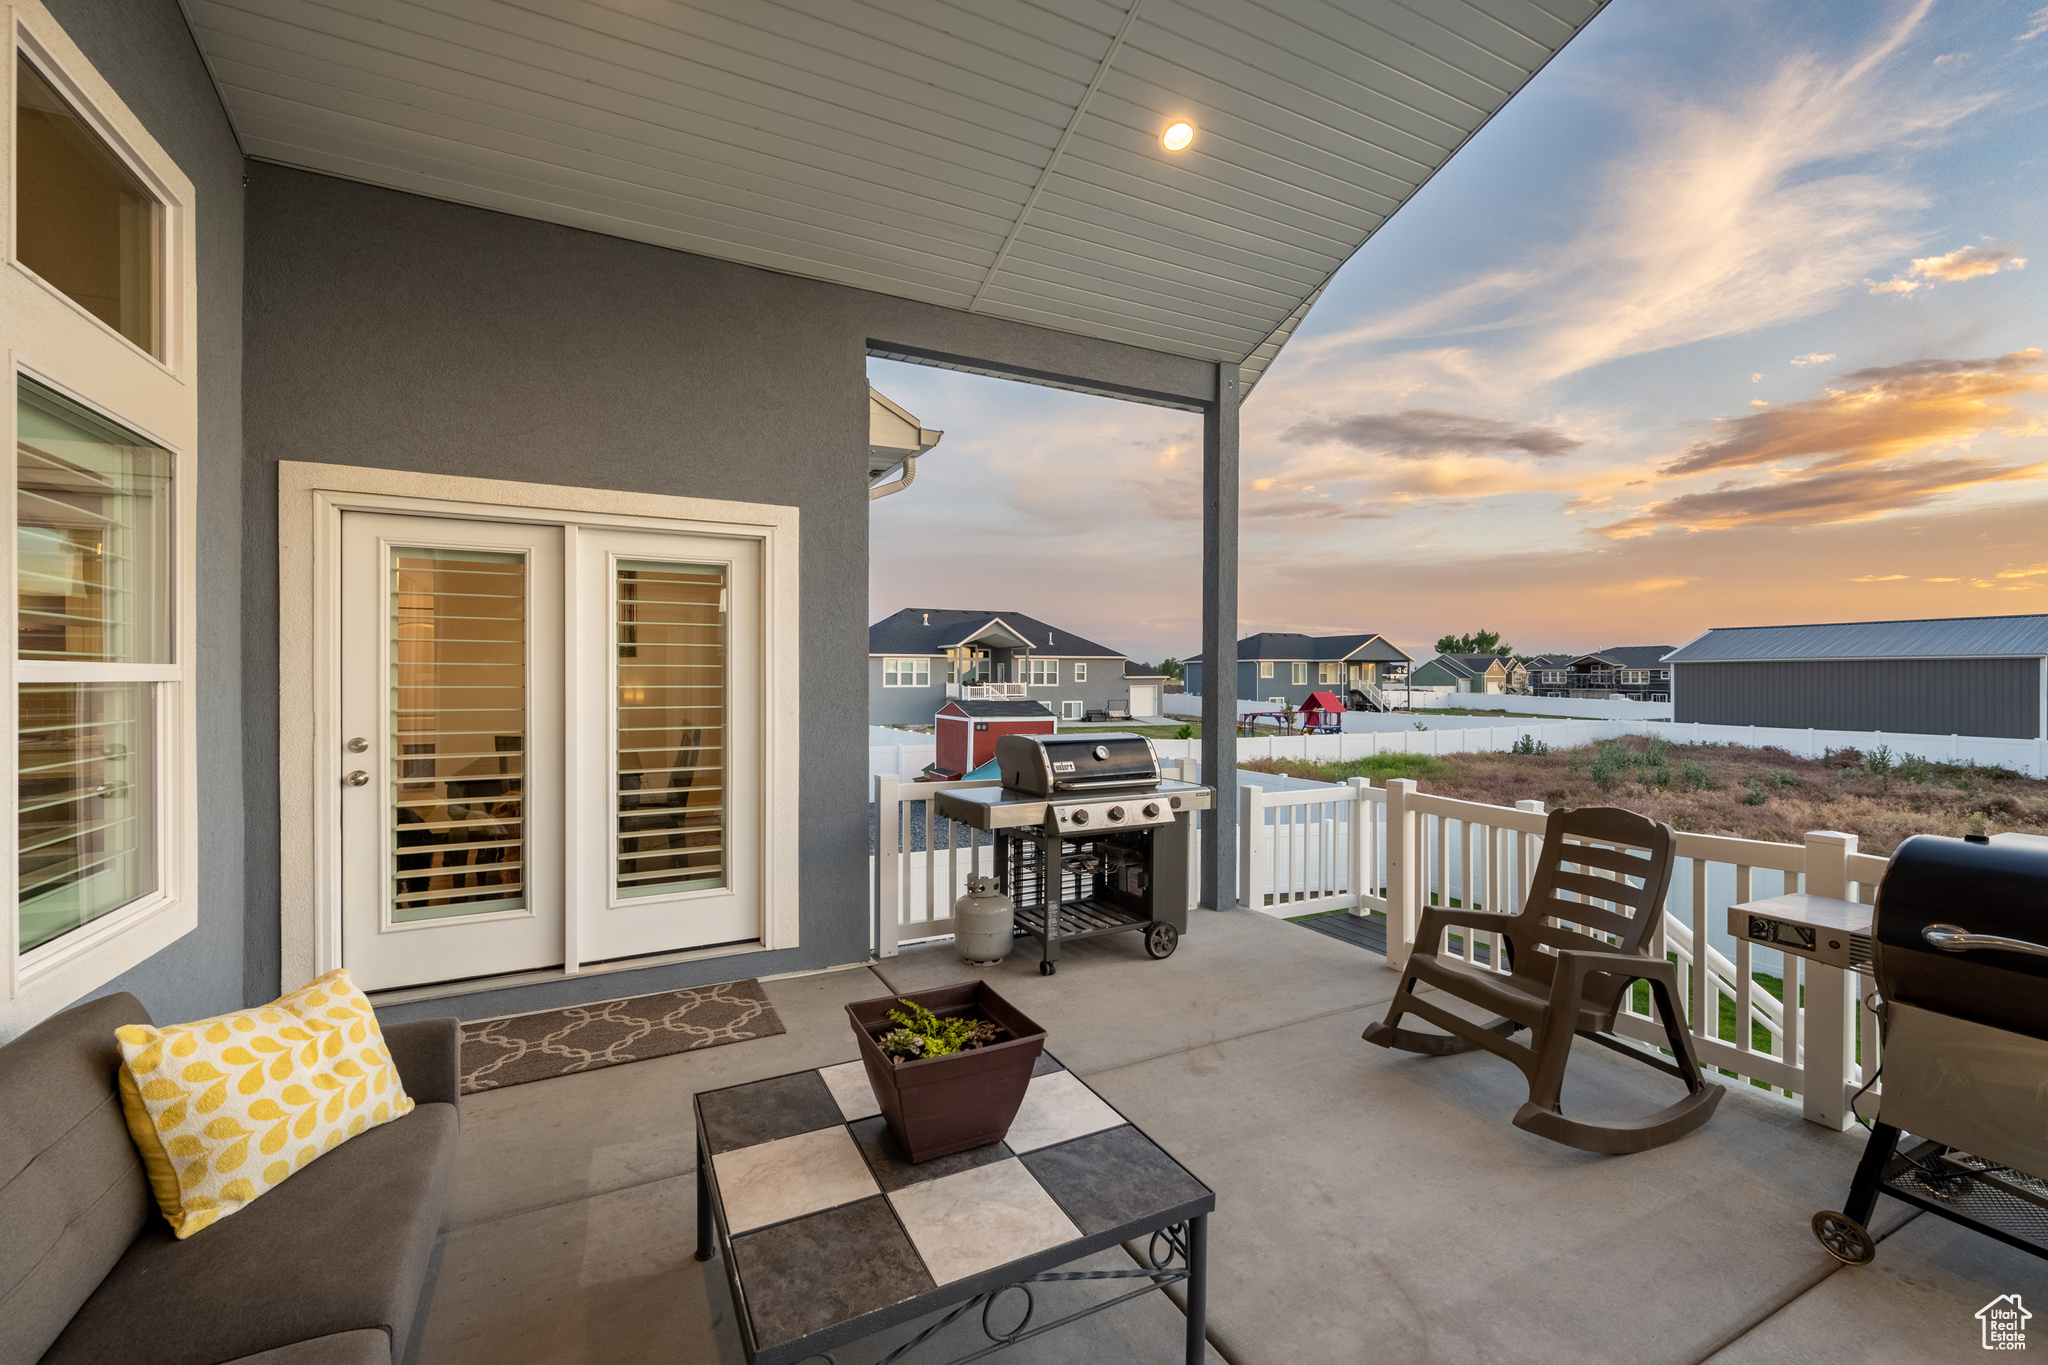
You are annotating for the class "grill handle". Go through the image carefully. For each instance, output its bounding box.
[1922,923,2048,959]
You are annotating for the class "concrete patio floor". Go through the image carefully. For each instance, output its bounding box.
[413,910,2045,1364]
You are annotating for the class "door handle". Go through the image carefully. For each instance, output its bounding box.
[344,770,370,788]
[1922,923,2048,959]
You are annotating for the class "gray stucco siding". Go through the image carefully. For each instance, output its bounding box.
[1673,658,2045,739]
[242,164,1210,1023]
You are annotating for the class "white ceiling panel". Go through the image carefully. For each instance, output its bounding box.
[181,0,1606,383]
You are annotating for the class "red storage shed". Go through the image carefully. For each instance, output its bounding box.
[934,699,1056,779]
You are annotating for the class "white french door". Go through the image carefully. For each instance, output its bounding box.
[571,528,760,965]
[340,515,564,990]
[335,513,760,992]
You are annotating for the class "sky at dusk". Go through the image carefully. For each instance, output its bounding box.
[869,0,2048,666]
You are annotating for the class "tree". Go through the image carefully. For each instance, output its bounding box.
[1434,630,1513,656]
[1159,657,1185,681]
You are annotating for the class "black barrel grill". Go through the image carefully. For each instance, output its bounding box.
[1813,834,2048,1266]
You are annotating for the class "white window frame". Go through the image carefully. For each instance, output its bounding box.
[1072,662,1085,682]
[1025,657,1057,687]
[275,462,800,994]
[882,657,929,688]
[1259,661,1273,679]
[1060,700,1082,721]
[3,3,200,1038]
[1291,662,1308,686]
[1318,662,1338,684]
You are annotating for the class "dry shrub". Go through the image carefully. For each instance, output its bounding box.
[1243,739,2048,854]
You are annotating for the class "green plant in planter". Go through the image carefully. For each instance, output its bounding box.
[878,998,1000,1063]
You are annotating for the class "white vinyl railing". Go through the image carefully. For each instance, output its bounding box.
[872,760,1201,958]
[873,765,1889,1133]
[1252,775,1879,1132]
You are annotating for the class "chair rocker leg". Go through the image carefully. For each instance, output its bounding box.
[1510,976,1724,1155]
[1364,989,1523,1056]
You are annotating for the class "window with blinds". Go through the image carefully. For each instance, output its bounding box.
[389,548,528,923]
[15,377,172,952]
[615,560,726,899]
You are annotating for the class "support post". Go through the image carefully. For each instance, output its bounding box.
[1347,777,1370,917]
[876,774,900,959]
[1200,363,1240,909]
[1801,829,1859,1131]
[1239,784,1264,913]
[1383,779,1418,969]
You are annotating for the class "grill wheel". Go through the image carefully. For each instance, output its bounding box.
[1811,1210,1876,1265]
[1145,923,1179,960]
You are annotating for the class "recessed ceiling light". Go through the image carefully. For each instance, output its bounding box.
[1162,121,1195,152]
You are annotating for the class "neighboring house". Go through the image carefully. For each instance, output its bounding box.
[869,610,1128,725]
[1664,615,2048,739]
[1185,633,1413,709]
[1529,648,1676,702]
[1410,653,1520,694]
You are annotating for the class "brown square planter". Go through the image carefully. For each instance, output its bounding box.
[846,982,1047,1163]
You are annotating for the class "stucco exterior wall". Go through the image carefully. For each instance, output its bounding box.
[242,165,1211,1021]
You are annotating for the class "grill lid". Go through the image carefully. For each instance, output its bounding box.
[1874,835,2048,1041]
[996,732,1161,795]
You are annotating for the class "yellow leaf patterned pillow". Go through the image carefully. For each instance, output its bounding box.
[114,968,414,1238]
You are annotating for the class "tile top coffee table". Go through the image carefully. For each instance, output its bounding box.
[694,1051,1214,1365]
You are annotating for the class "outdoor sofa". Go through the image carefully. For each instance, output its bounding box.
[1,993,460,1365]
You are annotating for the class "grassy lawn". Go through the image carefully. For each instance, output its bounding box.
[1241,736,2047,852]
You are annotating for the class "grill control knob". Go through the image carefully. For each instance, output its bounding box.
[1093,745,1109,760]
[1070,808,1090,825]
[1143,803,1160,818]
[1107,806,1125,822]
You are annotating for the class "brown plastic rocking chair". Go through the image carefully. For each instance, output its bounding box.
[1363,805,1723,1154]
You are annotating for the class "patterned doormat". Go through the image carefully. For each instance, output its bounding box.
[458,979,785,1094]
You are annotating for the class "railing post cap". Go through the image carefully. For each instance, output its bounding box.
[1805,829,1858,848]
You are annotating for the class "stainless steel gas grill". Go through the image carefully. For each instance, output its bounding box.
[1811,833,2048,1266]
[934,733,1214,976]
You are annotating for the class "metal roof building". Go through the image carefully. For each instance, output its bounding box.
[1664,615,2048,740]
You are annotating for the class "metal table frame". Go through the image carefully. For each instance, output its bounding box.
[694,1105,1213,1365]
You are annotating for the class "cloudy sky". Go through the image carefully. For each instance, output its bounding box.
[870,0,2048,665]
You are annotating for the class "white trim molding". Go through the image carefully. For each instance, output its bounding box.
[276,462,800,996]
[3,0,202,1041]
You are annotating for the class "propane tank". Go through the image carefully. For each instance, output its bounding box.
[953,875,1016,965]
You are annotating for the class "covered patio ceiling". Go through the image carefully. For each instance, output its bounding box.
[179,0,1604,384]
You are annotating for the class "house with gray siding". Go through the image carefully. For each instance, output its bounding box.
[1410,652,1521,694]
[1665,615,2048,739]
[869,610,1128,726]
[1186,633,1412,710]
[0,0,1600,1112]
[1529,647,1675,701]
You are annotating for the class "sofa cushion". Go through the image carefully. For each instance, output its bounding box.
[216,1331,391,1365]
[0,993,154,1365]
[114,970,415,1239]
[38,1101,458,1365]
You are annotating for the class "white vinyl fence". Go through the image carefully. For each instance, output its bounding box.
[873,714,2046,781]
[873,763,1895,1134]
